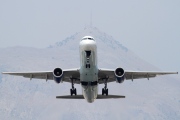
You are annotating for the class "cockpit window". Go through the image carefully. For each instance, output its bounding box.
[88,38,94,40]
[81,37,94,41]
[82,38,87,40]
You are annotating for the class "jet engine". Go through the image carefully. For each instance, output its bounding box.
[114,68,125,83]
[53,68,63,83]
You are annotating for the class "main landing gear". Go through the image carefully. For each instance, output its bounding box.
[102,79,108,96]
[70,79,77,96]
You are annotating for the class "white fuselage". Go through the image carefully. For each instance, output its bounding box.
[79,36,98,103]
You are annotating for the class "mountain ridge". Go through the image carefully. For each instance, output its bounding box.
[50,27,128,51]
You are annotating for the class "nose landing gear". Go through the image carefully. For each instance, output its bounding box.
[86,64,90,68]
[85,51,91,68]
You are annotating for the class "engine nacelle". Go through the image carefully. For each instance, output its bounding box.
[114,68,125,83]
[53,68,63,83]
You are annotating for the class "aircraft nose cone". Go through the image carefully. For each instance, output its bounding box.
[80,40,96,51]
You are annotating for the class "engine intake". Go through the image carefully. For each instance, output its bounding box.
[114,68,125,83]
[53,68,63,83]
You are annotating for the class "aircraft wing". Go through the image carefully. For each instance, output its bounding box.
[98,69,178,84]
[2,69,178,84]
[2,68,80,84]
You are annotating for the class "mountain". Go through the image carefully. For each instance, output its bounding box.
[0,27,179,120]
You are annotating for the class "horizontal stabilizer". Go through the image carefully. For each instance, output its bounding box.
[97,95,125,99]
[56,95,125,99]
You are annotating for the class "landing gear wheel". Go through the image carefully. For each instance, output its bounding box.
[74,88,77,95]
[106,89,108,96]
[102,78,109,96]
[70,79,77,96]
[70,88,77,96]
[86,64,90,68]
[102,88,105,95]
[102,88,108,96]
[70,89,73,96]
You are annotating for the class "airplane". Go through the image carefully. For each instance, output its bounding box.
[2,36,178,103]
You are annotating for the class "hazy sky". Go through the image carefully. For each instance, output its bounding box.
[0,0,180,74]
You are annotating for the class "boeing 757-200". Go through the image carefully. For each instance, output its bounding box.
[2,36,178,103]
